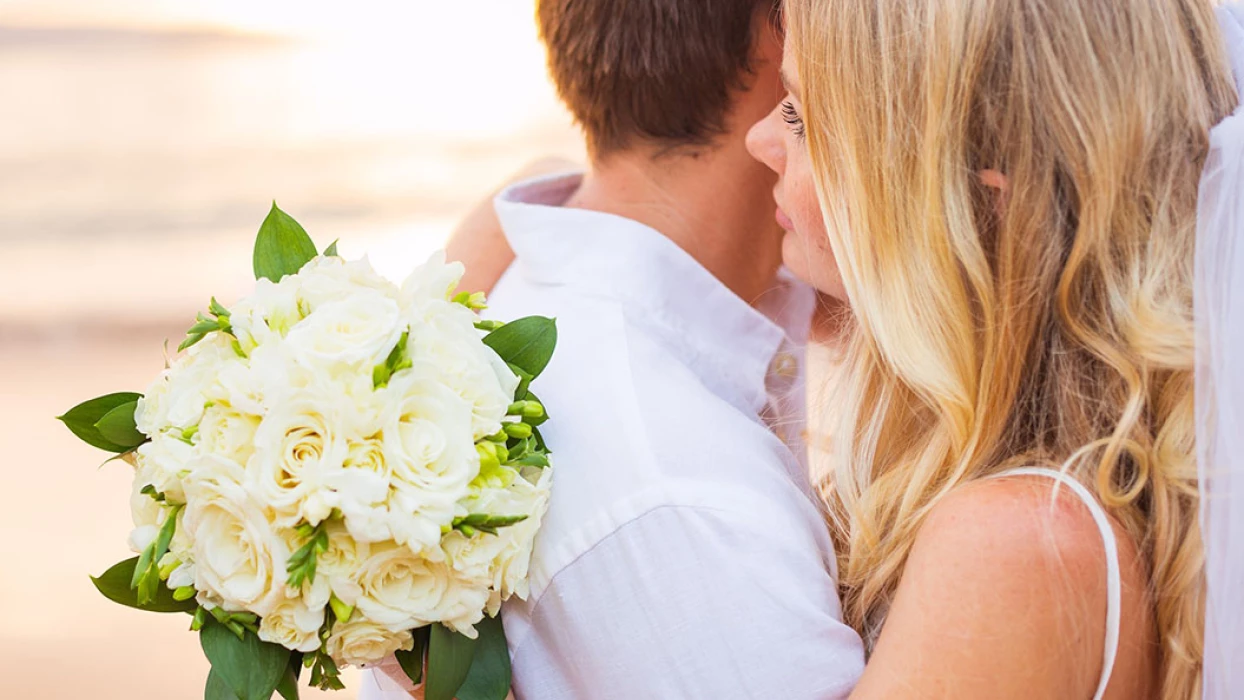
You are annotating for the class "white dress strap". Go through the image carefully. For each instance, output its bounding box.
[988,467,1121,700]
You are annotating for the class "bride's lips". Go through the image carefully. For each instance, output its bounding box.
[775,206,795,231]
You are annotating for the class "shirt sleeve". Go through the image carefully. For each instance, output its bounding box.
[507,504,866,700]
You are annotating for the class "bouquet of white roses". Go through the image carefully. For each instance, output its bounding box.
[59,204,556,700]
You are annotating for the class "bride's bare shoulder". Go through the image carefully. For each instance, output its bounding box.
[917,474,1112,571]
[852,474,1153,698]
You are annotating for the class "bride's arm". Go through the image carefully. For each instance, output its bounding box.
[446,157,581,294]
[847,477,1146,699]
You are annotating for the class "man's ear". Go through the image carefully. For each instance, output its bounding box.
[978,169,1009,216]
[978,169,1008,193]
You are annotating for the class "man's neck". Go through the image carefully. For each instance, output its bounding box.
[566,146,785,305]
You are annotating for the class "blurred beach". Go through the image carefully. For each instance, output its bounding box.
[0,1,582,696]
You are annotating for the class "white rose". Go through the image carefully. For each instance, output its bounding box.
[182,457,288,616]
[206,338,324,417]
[138,334,238,434]
[443,467,552,606]
[332,439,396,544]
[133,434,193,505]
[322,466,390,540]
[382,491,451,555]
[258,595,326,653]
[230,274,302,349]
[492,468,552,601]
[406,313,519,441]
[437,583,492,639]
[354,541,456,631]
[378,372,479,544]
[400,252,464,311]
[127,465,167,553]
[197,404,261,468]
[246,386,351,527]
[296,256,400,310]
[284,292,404,371]
[324,618,413,667]
[135,377,170,438]
[318,520,371,606]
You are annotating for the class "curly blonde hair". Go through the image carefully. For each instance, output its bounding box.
[784,0,1238,696]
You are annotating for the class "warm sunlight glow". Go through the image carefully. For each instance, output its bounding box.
[1,4,580,694]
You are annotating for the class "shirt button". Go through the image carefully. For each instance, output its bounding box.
[769,351,798,379]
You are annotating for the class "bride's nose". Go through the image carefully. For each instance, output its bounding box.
[746,108,786,175]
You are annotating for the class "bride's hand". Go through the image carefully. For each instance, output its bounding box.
[446,156,581,294]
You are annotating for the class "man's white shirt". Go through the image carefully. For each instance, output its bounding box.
[361,172,864,699]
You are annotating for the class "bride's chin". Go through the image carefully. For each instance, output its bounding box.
[782,230,847,301]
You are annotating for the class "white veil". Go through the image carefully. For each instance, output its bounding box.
[1197,5,1244,698]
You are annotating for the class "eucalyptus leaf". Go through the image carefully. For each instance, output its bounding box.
[201,618,291,700]
[253,202,318,282]
[58,392,143,452]
[90,557,197,613]
[94,401,146,449]
[426,624,478,700]
[484,317,557,380]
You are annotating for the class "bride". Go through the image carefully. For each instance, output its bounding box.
[387,0,1243,697]
[744,0,1243,696]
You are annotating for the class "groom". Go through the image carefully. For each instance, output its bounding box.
[368,1,864,697]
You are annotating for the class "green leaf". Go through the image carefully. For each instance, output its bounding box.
[90,557,197,613]
[133,504,182,605]
[179,332,208,352]
[253,202,318,282]
[286,521,329,588]
[58,392,143,453]
[206,669,242,700]
[186,318,221,335]
[210,297,231,318]
[484,317,557,380]
[453,513,528,532]
[507,364,533,399]
[457,615,511,700]
[274,660,300,700]
[94,400,146,449]
[201,618,291,700]
[394,626,430,686]
[511,453,550,469]
[531,426,548,454]
[323,240,339,257]
[426,624,478,700]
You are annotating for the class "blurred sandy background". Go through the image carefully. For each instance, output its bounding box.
[0,1,582,696]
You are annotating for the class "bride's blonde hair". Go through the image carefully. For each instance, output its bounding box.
[785,0,1238,696]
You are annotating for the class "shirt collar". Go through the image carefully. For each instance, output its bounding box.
[495,171,813,415]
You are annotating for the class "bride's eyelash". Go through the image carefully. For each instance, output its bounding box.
[781,101,805,140]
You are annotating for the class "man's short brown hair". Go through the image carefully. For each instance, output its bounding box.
[538,0,775,156]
